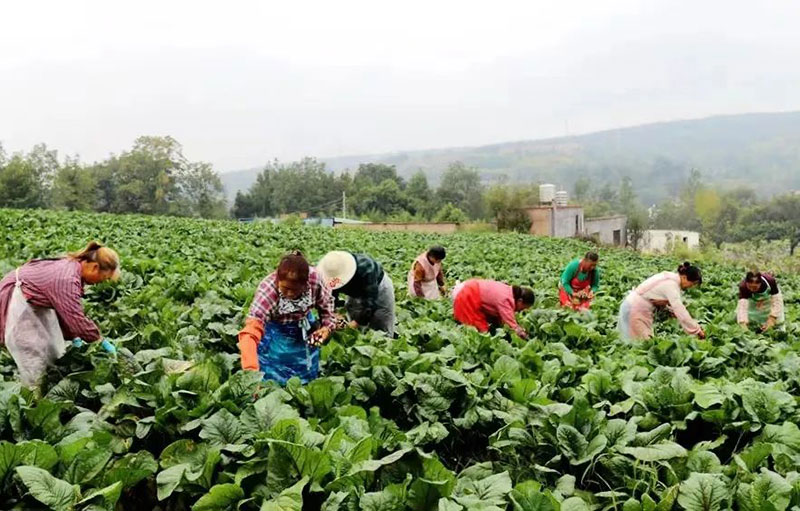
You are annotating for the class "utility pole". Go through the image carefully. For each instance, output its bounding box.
[342,191,346,220]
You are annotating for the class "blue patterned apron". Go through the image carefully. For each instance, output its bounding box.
[257,311,320,385]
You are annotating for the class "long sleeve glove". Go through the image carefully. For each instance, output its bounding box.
[238,318,264,371]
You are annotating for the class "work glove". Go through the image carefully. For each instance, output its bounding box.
[72,338,85,348]
[100,338,117,354]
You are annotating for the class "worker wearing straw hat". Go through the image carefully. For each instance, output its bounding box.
[317,251,396,336]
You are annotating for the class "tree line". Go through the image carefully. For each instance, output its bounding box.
[0,136,227,219]
[2,136,797,254]
[232,159,485,223]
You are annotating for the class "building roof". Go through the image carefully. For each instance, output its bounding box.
[585,215,627,221]
[645,229,700,235]
[522,205,583,210]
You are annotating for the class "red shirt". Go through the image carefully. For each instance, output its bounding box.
[0,258,101,344]
[476,280,524,336]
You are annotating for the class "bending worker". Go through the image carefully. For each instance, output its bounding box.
[318,251,396,337]
[559,251,600,310]
[618,262,705,341]
[452,278,535,339]
[737,271,785,332]
[238,251,335,384]
[0,241,120,387]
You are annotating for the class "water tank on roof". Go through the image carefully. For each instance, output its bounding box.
[555,190,569,207]
[539,184,556,204]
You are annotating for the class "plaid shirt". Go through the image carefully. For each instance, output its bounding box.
[0,258,100,344]
[247,267,335,329]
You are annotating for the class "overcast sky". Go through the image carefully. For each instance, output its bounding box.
[2,0,799,171]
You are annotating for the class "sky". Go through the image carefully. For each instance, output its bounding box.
[2,0,800,172]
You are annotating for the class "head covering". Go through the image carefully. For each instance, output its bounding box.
[317,251,357,290]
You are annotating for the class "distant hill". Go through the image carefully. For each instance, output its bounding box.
[221,111,800,206]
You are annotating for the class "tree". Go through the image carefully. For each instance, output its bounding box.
[484,183,534,232]
[52,158,96,211]
[618,176,636,214]
[437,162,484,219]
[407,170,433,217]
[356,179,410,217]
[574,176,591,201]
[354,163,403,188]
[178,162,227,218]
[761,194,800,255]
[626,207,649,250]
[0,144,58,209]
[433,203,467,223]
[0,155,46,208]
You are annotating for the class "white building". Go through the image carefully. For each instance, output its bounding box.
[641,230,700,253]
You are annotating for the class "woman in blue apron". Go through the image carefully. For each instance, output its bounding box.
[737,271,785,332]
[238,251,337,384]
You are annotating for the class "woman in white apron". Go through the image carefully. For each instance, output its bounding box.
[737,271,785,332]
[618,262,705,341]
[0,241,120,387]
[407,246,447,299]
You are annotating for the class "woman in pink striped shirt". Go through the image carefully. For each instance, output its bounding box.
[0,241,120,385]
[452,279,535,338]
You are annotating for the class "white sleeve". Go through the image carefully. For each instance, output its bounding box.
[770,293,784,319]
[737,298,749,324]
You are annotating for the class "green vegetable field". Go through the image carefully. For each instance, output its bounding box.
[1,208,799,511]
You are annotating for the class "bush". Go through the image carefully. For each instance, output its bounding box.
[433,203,467,223]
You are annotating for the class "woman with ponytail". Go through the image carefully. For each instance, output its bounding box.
[452,279,534,338]
[618,262,705,341]
[0,241,121,386]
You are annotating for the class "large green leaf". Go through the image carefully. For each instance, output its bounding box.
[157,464,189,501]
[561,497,590,511]
[509,480,556,511]
[63,448,112,485]
[102,451,158,489]
[408,456,457,510]
[77,481,123,511]
[15,465,80,511]
[241,390,300,435]
[736,469,791,511]
[622,442,688,462]
[193,483,245,511]
[199,409,245,446]
[677,473,729,511]
[556,424,588,460]
[261,476,307,511]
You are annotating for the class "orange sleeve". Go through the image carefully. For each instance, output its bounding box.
[238,317,264,371]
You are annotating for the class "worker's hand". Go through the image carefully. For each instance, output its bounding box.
[308,327,331,348]
[348,320,359,329]
[516,329,529,340]
[761,317,776,332]
[697,329,706,340]
[738,321,749,329]
[439,286,447,296]
[571,296,581,305]
[100,338,117,354]
[332,315,349,330]
[72,338,85,348]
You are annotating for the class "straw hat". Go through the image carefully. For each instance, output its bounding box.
[317,251,357,290]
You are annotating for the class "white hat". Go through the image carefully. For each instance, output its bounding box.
[317,251,357,290]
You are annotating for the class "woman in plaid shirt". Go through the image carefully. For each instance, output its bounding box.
[237,251,336,385]
[0,241,120,386]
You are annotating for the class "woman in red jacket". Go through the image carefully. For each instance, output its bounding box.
[452,279,535,338]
